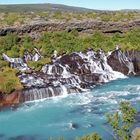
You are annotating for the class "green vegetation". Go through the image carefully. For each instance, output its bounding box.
[27,58,51,72]
[0,4,140,28]
[107,102,137,140]
[0,67,23,94]
[75,132,101,140]
[0,29,140,94]
[0,29,140,60]
[48,132,101,140]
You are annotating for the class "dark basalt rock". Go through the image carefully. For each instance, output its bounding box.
[127,51,140,75]
[1,49,140,107]
[107,50,129,75]
[0,91,21,107]
[107,50,140,75]
[79,73,100,84]
[0,20,140,36]
[68,122,79,129]
[60,53,85,74]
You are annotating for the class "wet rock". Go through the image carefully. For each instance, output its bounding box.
[127,51,140,75]
[79,73,100,84]
[107,49,130,75]
[68,121,79,129]
[0,90,21,107]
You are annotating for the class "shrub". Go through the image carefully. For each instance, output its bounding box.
[0,67,23,94]
[107,102,137,140]
[27,58,51,72]
[76,132,101,140]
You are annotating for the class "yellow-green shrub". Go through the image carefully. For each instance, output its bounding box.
[0,67,23,94]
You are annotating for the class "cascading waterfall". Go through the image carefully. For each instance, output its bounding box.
[116,48,135,75]
[3,48,138,102]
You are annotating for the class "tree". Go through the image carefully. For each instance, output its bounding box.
[107,102,137,140]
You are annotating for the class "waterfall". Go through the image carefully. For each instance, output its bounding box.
[60,85,68,96]
[3,48,137,102]
[2,53,29,72]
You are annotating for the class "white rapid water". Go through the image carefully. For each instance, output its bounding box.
[117,49,136,75]
[2,53,29,72]
[77,50,127,82]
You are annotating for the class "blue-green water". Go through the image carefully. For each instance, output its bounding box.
[0,77,140,140]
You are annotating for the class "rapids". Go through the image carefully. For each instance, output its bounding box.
[1,48,140,139]
[0,77,140,140]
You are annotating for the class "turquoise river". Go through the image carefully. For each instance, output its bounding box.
[0,77,140,140]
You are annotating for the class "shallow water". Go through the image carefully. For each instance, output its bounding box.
[0,77,140,140]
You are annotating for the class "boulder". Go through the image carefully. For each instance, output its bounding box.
[0,90,21,107]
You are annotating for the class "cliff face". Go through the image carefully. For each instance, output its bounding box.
[0,49,140,107]
[0,19,140,36]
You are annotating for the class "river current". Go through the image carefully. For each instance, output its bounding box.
[0,77,140,140]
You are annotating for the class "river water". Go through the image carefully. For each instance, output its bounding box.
[0,77,140,140]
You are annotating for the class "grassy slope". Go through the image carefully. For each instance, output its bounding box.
[0,3,95,13]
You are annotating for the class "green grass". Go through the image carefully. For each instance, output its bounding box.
[0,10,139,26]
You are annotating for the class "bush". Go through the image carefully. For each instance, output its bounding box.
[76,132,101,140]
[27,58,51,72]
[0,67,23,94]
[107,102,137,140]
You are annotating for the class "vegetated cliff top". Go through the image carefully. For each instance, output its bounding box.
[0,3,140,37]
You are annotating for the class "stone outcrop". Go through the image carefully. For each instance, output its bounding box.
[0,90,21,107]
[0,19,140,36]
[108,50,140,75]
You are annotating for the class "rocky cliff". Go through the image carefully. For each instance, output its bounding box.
[0,48,140,107]
[0,19,140,36]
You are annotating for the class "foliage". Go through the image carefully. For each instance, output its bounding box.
[0,29,140,72]
[0,67,23,94]
[0,60,9,69]
[27,58,51,72]
[76,132,101,140]
[107,102,137,140]
[49,132,101,140]
[0,10,139,26]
